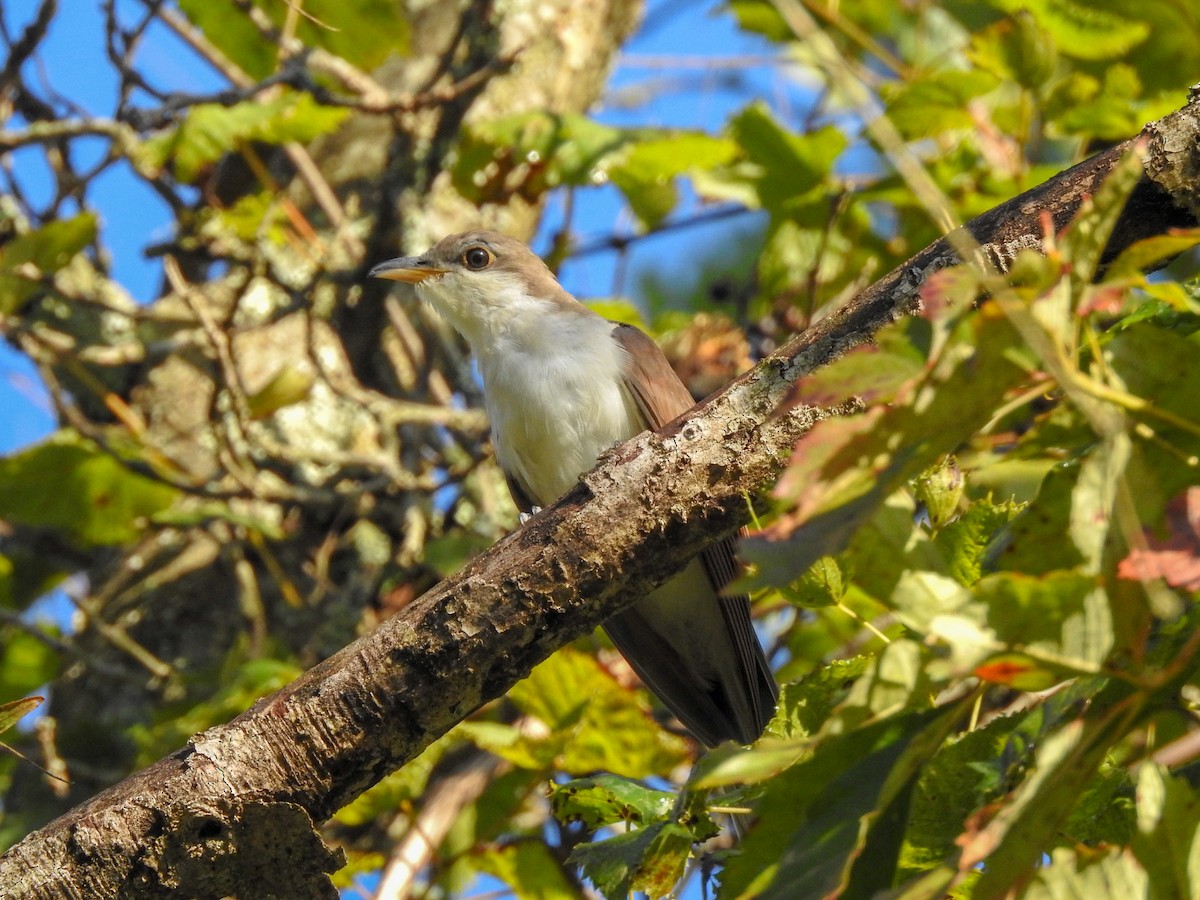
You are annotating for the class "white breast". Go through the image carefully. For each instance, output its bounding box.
[477,308,643,506]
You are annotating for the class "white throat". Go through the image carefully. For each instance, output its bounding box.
[417,276,642,506]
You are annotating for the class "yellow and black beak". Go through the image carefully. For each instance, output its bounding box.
[368,256,448,284]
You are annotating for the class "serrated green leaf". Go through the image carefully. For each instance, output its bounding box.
[0,432,179,547]
[548,774,675,830]
[742,295,1028,589]
[967,692,1138,898]
[837,639,936,726]
[569,821,694,900]
[988,460,1088,575]
[783,556,844,609]
[935,496,1024,585]
[145,93,349,183]
[0,214,97,315]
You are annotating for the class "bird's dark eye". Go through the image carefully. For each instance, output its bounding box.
[463,247,492,270]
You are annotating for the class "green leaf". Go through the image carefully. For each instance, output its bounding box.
[969,12,1058,89]
[0,214,97,315]
[245,363,317,419]
[0,432,179,547]
[178,1,275,80]
[784,556,845,609]
[934,496,1024,585]
[608,133,739,229]
[903,708,1030,872]
[179,0,408,81]
[978,571,1113,672]
[474,841,577,900]
[145,93,349,183]
[1023,846,1149,899]
[452,113,631,205]
[0,696,42,735]
[882,69,1000,140]
[913,457,966,531]
[965,691,1138,897]
[1053,64,1145,140]
[496,649,688,777]
[130,657,300,764]
[335,735,454,828]
[568,821,695,900]
[987,460,1088,575]
[743,296,1027,589]
[279,0,409,71]
[0,631,60,702]
[991,0,1150,61]
[720,710,944,899]
[1107,229,1200,280]
[774,657,872,741]
[1131,763,1200,898]
[548,774,675,830]
[582,298,648,329]
[727,0,792,41]
[727,104,846,214]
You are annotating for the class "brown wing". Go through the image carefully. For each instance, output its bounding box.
[610,324,777,745]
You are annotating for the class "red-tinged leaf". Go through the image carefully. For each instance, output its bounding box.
[1118,487,1200,591]
[1077,284,1126,317]
[785,341,925,410]
[772,407,886,514]
[974,654,1059,691]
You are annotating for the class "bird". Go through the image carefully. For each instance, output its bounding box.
[370,231,777,746]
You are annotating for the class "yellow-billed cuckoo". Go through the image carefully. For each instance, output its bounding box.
[370,231,777,746]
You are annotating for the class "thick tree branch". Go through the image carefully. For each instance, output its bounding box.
[2,95,1198,899]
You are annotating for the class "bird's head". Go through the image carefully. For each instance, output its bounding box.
[369,231,575,342]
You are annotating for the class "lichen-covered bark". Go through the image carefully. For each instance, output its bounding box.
[4,0,643,848]
[3,94,1197,900]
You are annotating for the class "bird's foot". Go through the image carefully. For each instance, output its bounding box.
[518,506,543,525]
